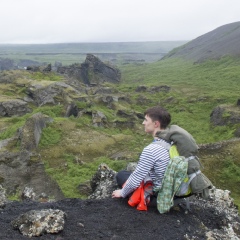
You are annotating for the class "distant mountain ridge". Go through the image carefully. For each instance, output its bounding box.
[163,21,240,62]
[0,41,187,68]
[0,41,186,54]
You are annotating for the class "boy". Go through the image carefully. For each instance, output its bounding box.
[112,106,171,199]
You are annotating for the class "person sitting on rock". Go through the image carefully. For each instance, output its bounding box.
[112,106,171,209]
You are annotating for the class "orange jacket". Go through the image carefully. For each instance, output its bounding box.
[127,181,153,211]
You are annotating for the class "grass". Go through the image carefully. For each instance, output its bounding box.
[32,105,65,118]
[30,71,63,81]
[119,57,240,98]
[1,54,240,207]
[45,154,127,198]
[116,56,240,144]
[0,115,30,140]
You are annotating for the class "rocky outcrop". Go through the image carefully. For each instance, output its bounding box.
[210,104,240,126]
[25,81,82,107]
[193,188,240,240]
[0,112,64,200]
[0,150,64,200]
[88,163,240,239]
[18,59,42,69]
[20,112,53,151]
[0,164,239,239]
[88,163,117,199]
[65,102,79,117]
[11,209,66,237]
[26,64,52,72]
[57,54,121,85]
[0,99,32,117]
[92,111,107,127]
[135,85,171,93]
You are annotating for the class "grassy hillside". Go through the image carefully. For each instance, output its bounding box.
[1,55,240,207]
[162,21,240,62]
[118,56,240,143]
[117,56,240,207]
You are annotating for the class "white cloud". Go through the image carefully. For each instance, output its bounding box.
[0,0,239,43]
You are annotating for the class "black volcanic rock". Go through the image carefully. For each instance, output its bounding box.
[57,54,121,85]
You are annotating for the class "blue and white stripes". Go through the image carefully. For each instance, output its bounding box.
[121,139,170,198]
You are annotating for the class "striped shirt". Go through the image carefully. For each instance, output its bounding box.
[121,139,170,198]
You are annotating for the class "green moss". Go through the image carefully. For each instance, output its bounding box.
[45,155,127,198]
[39,123,62,147]
[0,117,27,140]
[7,194,21,201]
[75,101,89,109]
[30,72,63,81]
[32,105,64,118]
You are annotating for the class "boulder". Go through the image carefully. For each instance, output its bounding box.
[11,209,66,237]
[135,85,170,93]
[94,95,118,108]
[26,64,51,72]
[65,102,78,117]
[0,99,32,117]
[116,109,138,121]
[92,111,107,127]
[26,81,79,106]
[88,163,117,199]
[0,112,63,200]
[0,150,64,200]
[20,112,53,151]
[135,85,147,92]
[26,66,41,72]
[88,162,136,199]
[21,187,36,201]
[149,85,171,93]
[136,95,152,105]
[57,54,121,85]
[210,105,240,126]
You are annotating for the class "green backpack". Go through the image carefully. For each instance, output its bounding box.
[154,141,194,197]
[155,125,213,199]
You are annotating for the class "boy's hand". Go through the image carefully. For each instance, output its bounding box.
[112,189,122,198]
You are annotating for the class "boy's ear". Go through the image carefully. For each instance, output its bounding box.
[155,121,160,128]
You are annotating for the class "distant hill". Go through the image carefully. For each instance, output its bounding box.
[163,21,240,62]
[0,41,187,67]
[0,41,186,54]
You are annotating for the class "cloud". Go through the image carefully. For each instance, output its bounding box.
[0,0,239,43]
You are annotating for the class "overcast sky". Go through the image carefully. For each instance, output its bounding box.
[0,0,239,44]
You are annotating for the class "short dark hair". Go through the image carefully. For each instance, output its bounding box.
[144,106,171,129]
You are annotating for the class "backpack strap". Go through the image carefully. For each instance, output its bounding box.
[185,155,203,168]
[152,140,171,150]
[186,170,201,187]
[185,156,196,161]
[188,170,201,181]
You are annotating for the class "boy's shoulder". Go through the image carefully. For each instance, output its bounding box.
[144,139,170,151]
